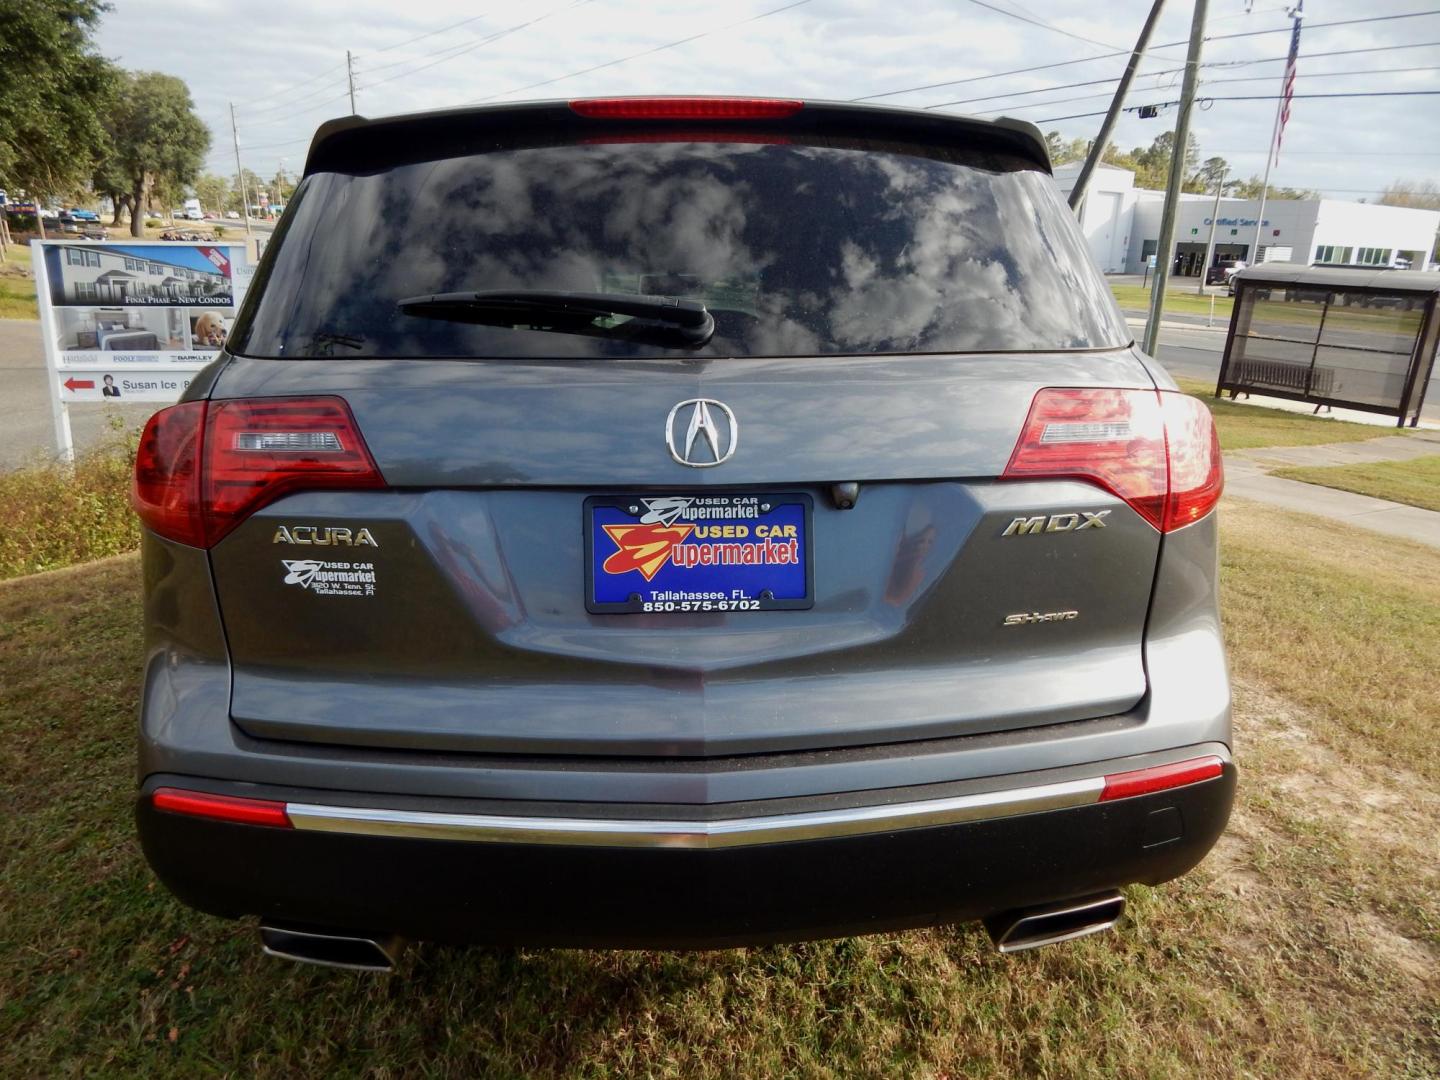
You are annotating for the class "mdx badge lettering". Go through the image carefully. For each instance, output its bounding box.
[1002,511,1111,536]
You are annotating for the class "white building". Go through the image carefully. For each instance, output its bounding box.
[1053,162,1440,278]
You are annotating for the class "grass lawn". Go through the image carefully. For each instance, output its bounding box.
[1,502,1436,1076]
[0,241,37,319]
[1111,283,1234,320]
[0,429,139,580]
[1273,455,1440,513]
[1173,378,1391,451]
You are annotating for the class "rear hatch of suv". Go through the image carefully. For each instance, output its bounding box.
[164,99,1220,758]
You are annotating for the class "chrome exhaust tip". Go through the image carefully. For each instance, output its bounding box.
[259,925,405,972]
[983,891,1126,953]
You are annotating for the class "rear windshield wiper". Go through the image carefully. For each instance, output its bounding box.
[397,290,715,349]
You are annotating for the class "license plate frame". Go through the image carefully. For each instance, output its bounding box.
[585,493,814,614]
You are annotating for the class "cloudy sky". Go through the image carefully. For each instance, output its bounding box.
[94,0,1439,199]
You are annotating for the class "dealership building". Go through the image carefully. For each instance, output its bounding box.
[1053,161,1440,277]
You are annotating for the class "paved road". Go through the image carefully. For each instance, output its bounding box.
[0,319,159,468]
[1136,316,1440,424]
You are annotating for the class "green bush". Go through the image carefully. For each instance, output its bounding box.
[0,424,140,580]
[212,225,225,236]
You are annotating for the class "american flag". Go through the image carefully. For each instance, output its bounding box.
[1274,9,1303,160]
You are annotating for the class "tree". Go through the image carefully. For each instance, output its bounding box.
[193,173,231,215]
[231,168,264,213]
[1379,180,1440,262]
[1192,156,1230,195]
[269,167,293,205]
[0,0,117,238]
[1121,131,1201,191]
[93,149,132,225]
[1377,179,1440,211]
[100,71,211,236]
[1227,176,1319,201]
[1044,131,1089,166]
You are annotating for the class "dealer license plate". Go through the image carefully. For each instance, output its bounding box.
[586,494,813,613]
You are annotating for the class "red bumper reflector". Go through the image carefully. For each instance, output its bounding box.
[152,787,292,828]
[1099,756,1225,802]
[569,96,804,120]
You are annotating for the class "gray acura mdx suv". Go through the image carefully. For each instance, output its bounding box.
[133,97,1232,970]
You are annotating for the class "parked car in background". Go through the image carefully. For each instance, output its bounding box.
[133,97,1233,972]
[56,212,107,239]
[225,210,241,220]
[1205,259,1246,286]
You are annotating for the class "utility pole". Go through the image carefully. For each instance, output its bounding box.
[1068,0,1166,213]
[347,51,357,114]
[230,102,253,239]
[1143,0,1208,356]
[1198,165,1227,294]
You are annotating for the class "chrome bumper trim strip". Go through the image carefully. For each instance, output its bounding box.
[285,775,1107,850]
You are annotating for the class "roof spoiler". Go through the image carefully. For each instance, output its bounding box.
[301,98,1052,178]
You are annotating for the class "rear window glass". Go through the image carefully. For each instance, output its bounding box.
[232,137,1129,359]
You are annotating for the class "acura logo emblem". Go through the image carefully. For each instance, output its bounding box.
[665,398,738,468]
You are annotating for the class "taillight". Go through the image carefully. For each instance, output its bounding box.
[152,787,292,827]
[133,401,207,547]
[131,396,384,548]
[1002,388,1222,532]
[1160,392,1225,530]
[569,97,804,120]
[204,398,383,544]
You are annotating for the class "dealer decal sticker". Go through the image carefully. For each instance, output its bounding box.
[281,559,377,597]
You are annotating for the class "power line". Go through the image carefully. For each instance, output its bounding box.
[467,0,817,104]
[977,65,1440,115]
[1204,150,1440,156]
[922,42,1440,111]
[372,8,498,54]
[240,78,353,121]
[961,0,1126,52]
[237,60,348,109]
[1203,9,1440,43]
[361,1,596,93]
[1031,89,1440,124]
[240,89,355,128]
[854,10,1440,103]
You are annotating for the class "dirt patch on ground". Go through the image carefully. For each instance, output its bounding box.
[1219,678,1439,1002]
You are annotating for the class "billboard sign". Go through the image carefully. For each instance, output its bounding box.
[32,240,255,457]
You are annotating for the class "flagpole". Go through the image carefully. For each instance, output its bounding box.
[1250,86,1284,264]
[1252,3,1300,263]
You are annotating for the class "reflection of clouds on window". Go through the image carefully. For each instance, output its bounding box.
[238,140,1127,359]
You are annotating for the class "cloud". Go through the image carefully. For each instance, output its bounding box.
[97,0,1440,198]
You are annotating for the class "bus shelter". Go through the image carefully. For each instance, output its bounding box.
[1216,263,1440,428]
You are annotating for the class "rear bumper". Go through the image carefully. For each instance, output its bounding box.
[137,755,1234,949]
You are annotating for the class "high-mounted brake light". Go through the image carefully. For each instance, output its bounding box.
[132,396,384,548]
[152,787,293,828]
[1002,388,1223,532]
[1099,756,1225,801]
[569,97,804,120]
